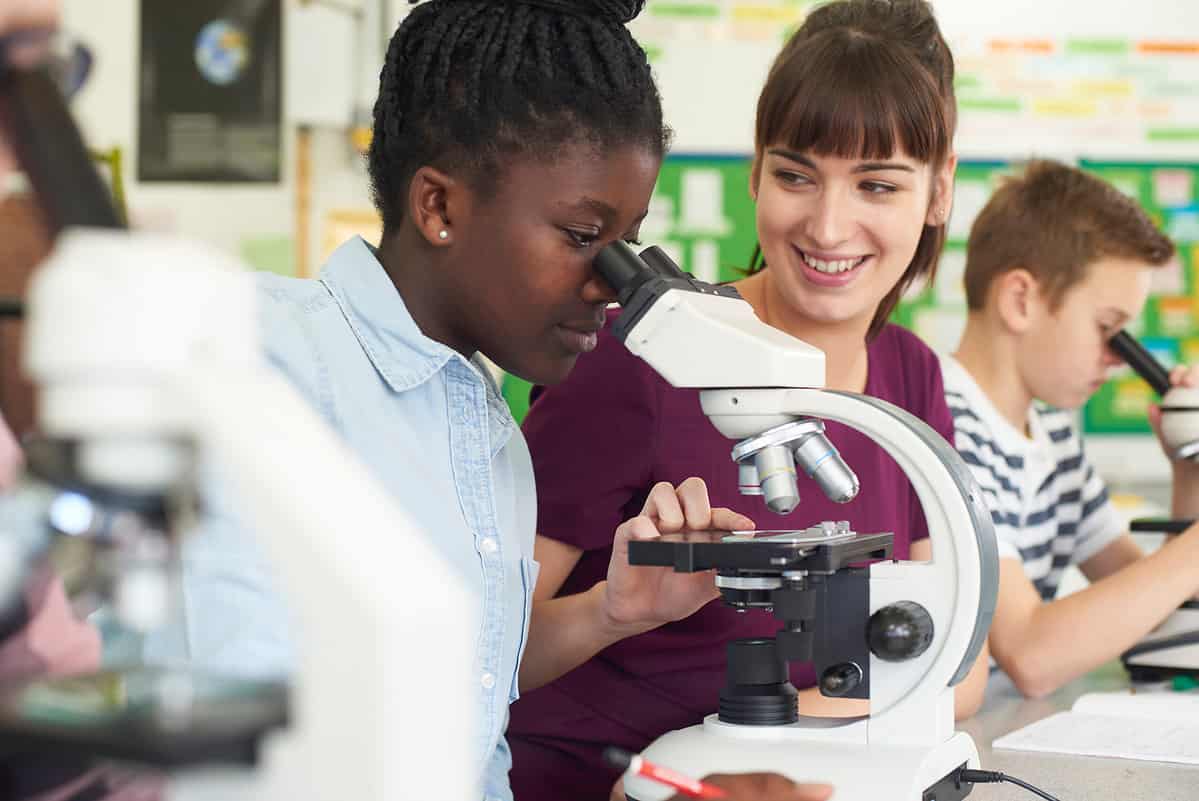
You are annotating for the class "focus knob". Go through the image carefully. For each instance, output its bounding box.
[819,662,863,697]
[868,601,934,662]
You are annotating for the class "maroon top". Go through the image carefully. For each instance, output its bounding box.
[507,314,954,801]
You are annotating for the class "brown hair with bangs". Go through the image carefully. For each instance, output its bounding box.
[748,0,956,339]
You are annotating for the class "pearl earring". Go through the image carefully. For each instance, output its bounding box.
[438,230,449,240]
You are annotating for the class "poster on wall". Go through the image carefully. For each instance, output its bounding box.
[138,0,281,182]
[1079,161,1199,436]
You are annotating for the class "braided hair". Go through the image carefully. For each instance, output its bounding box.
[369,0,669,236]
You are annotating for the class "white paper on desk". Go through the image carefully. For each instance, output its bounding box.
[992,692,1199,765]
[1073,691,1199,721]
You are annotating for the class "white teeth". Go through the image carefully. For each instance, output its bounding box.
[802,252,863,273]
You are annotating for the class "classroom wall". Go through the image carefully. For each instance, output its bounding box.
[647,0,1199,158]
[59,0,399,264]
[56,0,1199,493]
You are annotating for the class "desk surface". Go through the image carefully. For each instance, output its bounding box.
[960,664,1199,800]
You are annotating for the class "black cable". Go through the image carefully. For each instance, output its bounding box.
[957,768,1063,801]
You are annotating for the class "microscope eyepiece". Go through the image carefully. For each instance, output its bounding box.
[1109,330,1171,395]
[593,240,654,304]
[1108,329,1199,462]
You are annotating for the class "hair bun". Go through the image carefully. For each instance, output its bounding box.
[576,0,645,24]
[495,0,645,24]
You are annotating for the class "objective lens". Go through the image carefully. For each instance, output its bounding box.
[794,432,859,503]
[753,445,800,515]
[738,461,763,496]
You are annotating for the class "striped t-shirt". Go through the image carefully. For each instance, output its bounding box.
[941,356,1125,600]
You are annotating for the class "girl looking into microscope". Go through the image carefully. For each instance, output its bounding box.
[506,2,991,799]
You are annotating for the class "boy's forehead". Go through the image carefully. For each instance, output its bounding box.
[1072,256,1155,313]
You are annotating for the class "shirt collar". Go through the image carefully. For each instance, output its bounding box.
[318,236,459,392]
[943,354,1047,454]
[318,238,511,421]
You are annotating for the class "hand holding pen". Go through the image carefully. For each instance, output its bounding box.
[604,747,833,801]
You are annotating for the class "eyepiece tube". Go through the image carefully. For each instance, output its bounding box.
[640,246,688,279]
[0,67,123,233]
[1109,330,1171,396]
[594,240,655,303]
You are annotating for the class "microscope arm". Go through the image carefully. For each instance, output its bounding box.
[702,388,998,690]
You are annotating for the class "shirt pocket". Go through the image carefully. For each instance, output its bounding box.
[509,556,540,704]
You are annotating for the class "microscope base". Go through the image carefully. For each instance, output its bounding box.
[624,715,979,801]
[1123,604,1199,681]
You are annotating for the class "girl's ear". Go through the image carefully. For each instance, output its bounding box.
[925,153,958,227]
[749,153,762,202]
[409,166,458,246]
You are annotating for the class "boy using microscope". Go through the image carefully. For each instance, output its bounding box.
[945,159,1199,699]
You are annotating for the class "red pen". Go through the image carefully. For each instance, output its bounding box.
[603,746,729,800]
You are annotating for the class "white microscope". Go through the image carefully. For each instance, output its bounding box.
[0,66,477,801]
[593,242,1001,801]
[1107,330,1199,680]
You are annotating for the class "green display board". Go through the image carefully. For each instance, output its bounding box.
[891,161,1015,347]
[1079,161,1199,435]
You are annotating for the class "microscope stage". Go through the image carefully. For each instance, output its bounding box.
[628,530,893,573]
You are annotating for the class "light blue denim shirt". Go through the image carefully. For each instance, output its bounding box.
[142,237,538,801]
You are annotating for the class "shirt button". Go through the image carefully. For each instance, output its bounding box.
[480,537,498,554]
[481,672,496,689]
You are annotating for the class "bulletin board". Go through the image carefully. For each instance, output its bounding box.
[1078,161,1199,435]
[638,156,759,283]
[892,159,1199,437]
[890,161,1016,356]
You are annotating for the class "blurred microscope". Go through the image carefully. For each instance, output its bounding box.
[593,242,1000,801]
[0,66,476,800]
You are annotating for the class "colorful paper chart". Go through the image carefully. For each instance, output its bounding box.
[1079,161,1199,435]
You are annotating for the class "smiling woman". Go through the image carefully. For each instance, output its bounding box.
[744,0,956,345]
